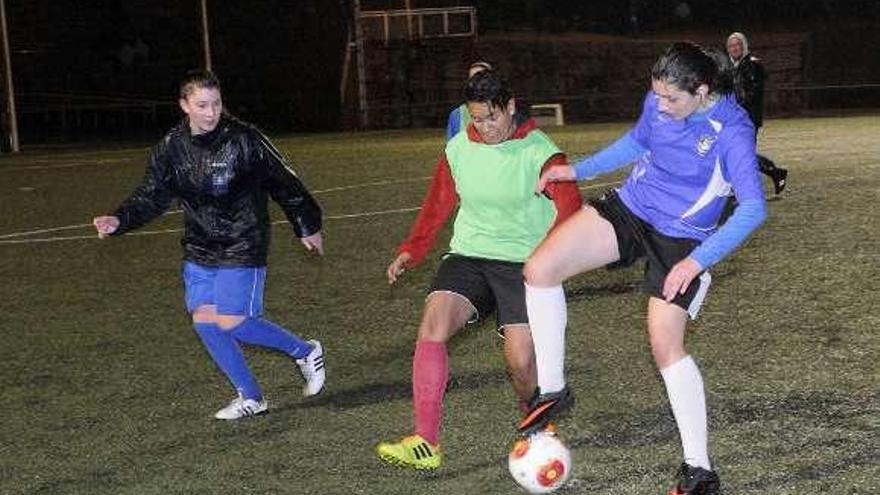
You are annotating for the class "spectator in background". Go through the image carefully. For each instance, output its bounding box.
[727,32,788,195]
[444,60,492,140]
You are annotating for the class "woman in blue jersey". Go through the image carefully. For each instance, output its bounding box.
[517,42,767,495]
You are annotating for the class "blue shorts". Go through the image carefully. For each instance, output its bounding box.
[182,262,266,316]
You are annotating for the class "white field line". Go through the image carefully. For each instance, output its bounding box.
[0,147,150,173]
[311,176,433,194]
[0,179,620,245]
[18,147,149,162]
[0,176,435,240]
[0,207,422,245]
[0,157,135,172]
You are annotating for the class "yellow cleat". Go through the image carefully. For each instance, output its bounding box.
[376,434,443,470]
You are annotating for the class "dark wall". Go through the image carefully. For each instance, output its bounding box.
[9,1,200,107]
[351,20,880,130]
[475,0,880,35]
[802,23,880,109]
[209,2,346,131]
[3,1,878,143]
[354,32,812,129]
[6,0,346,142]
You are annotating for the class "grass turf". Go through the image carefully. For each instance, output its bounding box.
[0,116,878,494]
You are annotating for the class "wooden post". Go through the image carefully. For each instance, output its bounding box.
[352,0,368,127]
[340,34,352,104]
[405,0,413,39]
[0,0,19,152]
[200,0,212,71]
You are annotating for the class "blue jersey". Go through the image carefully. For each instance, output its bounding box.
[618,91,764,241]
[445,104,469,141]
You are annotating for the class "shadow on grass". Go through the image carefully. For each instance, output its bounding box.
[298,359,597,412]
[566,280,641,302]
[437,389,878,489]
[560,390,878,452]
[564,270,736,304]
[736,449,878,492]
[298,368,513,411]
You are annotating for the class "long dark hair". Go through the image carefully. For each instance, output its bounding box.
[651,41,733,95]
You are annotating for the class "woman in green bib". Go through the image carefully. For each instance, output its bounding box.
[376,69,583,470]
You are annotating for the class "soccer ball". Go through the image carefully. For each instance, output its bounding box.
[508,431,572,493]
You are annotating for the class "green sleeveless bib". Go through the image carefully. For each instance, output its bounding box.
[445,128,561,262]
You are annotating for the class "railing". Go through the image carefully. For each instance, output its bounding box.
[14,92,176,140]
[360,7,477,44]
[531,103,565,126]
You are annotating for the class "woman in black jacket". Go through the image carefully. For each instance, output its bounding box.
[727,32,788,195]
[93,70,326,420]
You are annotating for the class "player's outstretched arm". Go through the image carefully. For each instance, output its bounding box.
[386,252,412,285]
[300,231,324,255]
[254,130,323,238]
[93,215,120,239]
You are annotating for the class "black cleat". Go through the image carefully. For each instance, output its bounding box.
[772,168,788,195]
[668,462,720,495]
[517,386,574,436]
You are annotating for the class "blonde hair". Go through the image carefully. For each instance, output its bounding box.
[726,32,750,57]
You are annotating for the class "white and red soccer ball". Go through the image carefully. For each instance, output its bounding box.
[508,431,572,493]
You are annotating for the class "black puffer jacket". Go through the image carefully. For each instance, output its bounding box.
[112,115,322,267]
[732,55,766,129]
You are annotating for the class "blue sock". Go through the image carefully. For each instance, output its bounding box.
[229,317,312,359]
[193,322,262,401]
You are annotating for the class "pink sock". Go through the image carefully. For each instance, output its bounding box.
[412,340,448,445]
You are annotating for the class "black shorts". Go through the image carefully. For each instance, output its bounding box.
[428,254,528,332]
[589,190,712,318]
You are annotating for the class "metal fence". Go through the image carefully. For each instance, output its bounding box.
[360,7,477,44]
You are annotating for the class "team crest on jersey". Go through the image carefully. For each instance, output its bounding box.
[209,161,231,195]
[695,135,716,156]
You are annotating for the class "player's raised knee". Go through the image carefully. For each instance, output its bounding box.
[523,255,557,287]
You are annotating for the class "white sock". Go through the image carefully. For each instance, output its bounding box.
[525,283,567,394]
[660,355,711,470]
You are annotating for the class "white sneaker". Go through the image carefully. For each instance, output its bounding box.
[296,340,325,397]
[214,394,268,420]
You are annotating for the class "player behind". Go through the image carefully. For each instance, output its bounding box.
[726,32,788,195]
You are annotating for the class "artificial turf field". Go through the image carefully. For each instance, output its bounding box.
[1,115,877,494]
